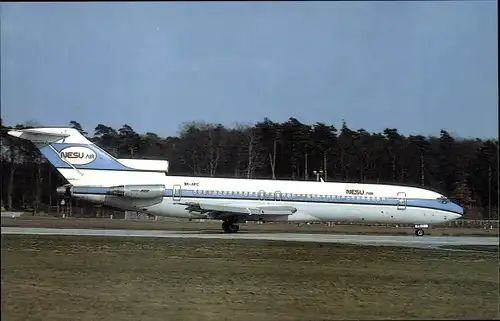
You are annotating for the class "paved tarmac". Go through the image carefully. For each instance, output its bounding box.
[0,211,23,218]
[2,227,498,249]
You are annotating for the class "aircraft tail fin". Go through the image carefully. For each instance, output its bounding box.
[7,127,133,184]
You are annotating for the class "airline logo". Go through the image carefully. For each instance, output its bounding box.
[59,146,96,165]
[346,189,374,196]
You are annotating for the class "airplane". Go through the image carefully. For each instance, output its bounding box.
[7,127,464,236]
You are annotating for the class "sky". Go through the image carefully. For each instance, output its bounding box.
[1,1,498,139]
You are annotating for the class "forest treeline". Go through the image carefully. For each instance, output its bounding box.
[1,118,498,219]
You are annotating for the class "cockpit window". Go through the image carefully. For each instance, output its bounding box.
[448,197,462,206]
[436,196,450,204]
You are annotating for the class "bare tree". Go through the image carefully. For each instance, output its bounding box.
[240,125,262,179]
[178,122,227,177]
[178,122,204,175]
[255,118,280,179]
[206,126,221,177]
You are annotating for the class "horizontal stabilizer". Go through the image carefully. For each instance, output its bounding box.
[8,128,71,143]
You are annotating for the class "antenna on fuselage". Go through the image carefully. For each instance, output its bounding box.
[313,170,324,182]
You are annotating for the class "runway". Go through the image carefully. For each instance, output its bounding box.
[2,227,498,249]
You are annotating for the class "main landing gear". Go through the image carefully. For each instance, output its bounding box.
[414,224,428,237]
[222,220,240,233]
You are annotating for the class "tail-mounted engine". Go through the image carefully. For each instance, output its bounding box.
[107,184,166,199]
[56,184,73,197]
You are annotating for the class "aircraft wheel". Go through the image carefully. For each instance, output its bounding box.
[222,221,239,233]
[415,228,424,237]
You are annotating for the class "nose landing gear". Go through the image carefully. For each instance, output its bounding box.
[414,224,428,237]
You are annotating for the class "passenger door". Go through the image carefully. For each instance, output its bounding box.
[173,184,182,201]
[397,192,407,210]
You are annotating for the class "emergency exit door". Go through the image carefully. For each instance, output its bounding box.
[397,192,407,210]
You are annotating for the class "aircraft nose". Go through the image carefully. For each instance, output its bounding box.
[451,202,464,218]
[455,203,464,216]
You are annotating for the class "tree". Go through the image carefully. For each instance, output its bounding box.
[437,130,457,195]
[232,124,262,179]
[310,123,337,181]
[69,121,88,137]
[338,120,355,181]
[93,124,119,156]
[118,124,141,157]
[255,118,280,179]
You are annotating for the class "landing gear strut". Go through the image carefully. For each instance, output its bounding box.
[414,224,428,237]
[222,220,239,233]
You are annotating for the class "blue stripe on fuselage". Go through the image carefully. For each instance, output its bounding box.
[71,186,463,215]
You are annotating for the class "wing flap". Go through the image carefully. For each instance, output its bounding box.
[177,202,297,216]
[252,205,297,215]
[195,203,253,215]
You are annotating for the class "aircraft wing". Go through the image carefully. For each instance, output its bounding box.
[176,201,297,219]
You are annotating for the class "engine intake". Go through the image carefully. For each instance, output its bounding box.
[107,184,165,199]
[56,184,72,197]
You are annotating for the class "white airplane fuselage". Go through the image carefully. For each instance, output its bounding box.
[63,168,462,225]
